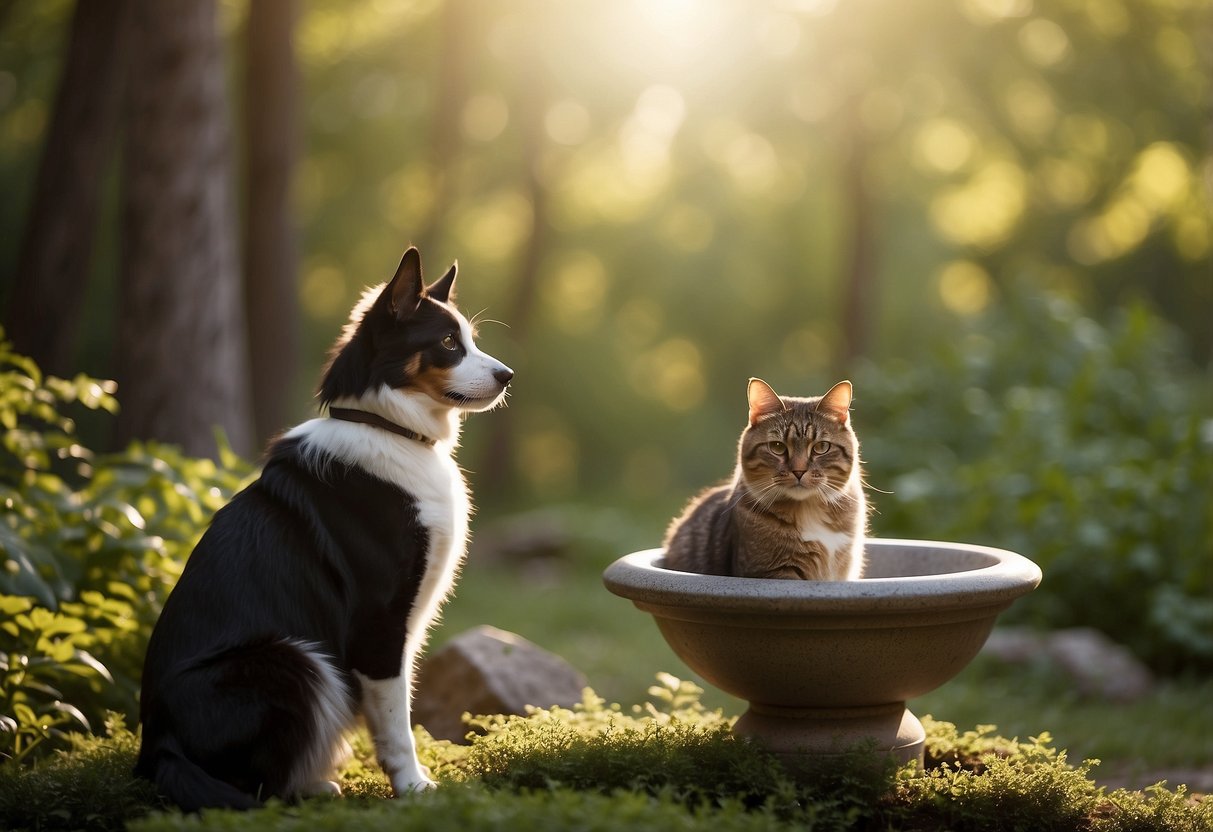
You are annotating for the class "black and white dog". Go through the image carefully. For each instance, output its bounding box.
[135,247,513,810]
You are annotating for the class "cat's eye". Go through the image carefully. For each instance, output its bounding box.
[768,440,787,455]
[441,333,459,351]
[813,440,832,454]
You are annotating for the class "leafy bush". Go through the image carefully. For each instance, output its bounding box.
[0,332,252,763]
[859,296,1213,674]
[0,714,160,831]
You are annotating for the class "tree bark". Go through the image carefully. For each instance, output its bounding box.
[5,0,132,376]
[243,0,299,448]
[115,0,253,458]
[416,0,472,256]
[836,101,877,375]
[477,50,550,498]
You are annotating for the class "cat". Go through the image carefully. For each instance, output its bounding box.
[662,378,867,580]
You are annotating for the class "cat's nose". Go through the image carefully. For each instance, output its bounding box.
[791,469,808,481]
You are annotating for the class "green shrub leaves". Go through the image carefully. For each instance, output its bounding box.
[0,330,252,763]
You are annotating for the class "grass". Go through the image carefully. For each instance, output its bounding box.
[2,689,1211,832]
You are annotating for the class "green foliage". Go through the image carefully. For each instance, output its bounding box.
[0,595,114,764]
[859,295,1213,673]
[1098,785,1213,832]
[129,787,794,832]
[898,729,1102,832]
[0,333,253,763]
[0,713,160,831]
[3,681,1210,832]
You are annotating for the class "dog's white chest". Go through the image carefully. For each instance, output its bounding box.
[289,419,470,649]
[405,450,468,652]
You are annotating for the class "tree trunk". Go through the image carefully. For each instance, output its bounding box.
[115,0,252,458]
[416,0,471,256]
[243,0,299,448]
[836,101,876,375]
[476,51,550,499]
[5,0,132,376]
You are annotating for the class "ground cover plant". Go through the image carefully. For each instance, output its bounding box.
[1,680,1209,832]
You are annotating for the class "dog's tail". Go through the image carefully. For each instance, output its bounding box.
[136,735,260,812]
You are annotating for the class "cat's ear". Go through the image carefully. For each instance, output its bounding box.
[817,380,853,424]
[747,378,786,426]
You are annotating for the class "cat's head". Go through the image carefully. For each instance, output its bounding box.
[737,379,860,505]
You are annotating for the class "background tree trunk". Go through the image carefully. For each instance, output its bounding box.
[836,100,876,376]
[243,0,299,448]
[477,48,550,499]
[115,0,252,458]
[416,0,471,257]
[5,0,131,376]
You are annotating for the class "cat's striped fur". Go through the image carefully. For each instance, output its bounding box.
[663,379,867,580]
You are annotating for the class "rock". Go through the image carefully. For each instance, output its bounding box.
[412,625,588,743]
[982,628,1046,664]
[1044,627,1154,702]
[982,626,1154,702]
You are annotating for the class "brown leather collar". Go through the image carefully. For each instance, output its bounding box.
[328,407,437,447]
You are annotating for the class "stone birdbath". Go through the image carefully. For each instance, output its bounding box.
[603,539,1041,768]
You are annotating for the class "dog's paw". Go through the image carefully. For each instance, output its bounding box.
[391,765,437,795]
[302,780,343,799]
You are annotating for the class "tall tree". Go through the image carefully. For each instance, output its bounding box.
[836,98,877,374]
[243,0,299,447]
[5,0,132,376]
[416,0,472,256]
[477,40,552,498]
[115,0,252,458]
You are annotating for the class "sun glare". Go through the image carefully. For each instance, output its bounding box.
[601,0,737,79]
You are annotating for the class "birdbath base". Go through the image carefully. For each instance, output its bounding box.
[733,701,925,770]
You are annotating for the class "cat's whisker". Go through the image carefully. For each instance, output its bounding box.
[752,480,785,512]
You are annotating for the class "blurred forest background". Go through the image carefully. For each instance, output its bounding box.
[1,0,1212,762]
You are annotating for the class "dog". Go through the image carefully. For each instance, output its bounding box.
[134,246,513,810]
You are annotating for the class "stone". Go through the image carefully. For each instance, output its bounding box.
[1045,627,1154,702]
[412,625,588,743]
[982,626,1154,702]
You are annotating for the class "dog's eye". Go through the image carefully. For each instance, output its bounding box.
[441,334,459,351]
[768,441,787,455]
[813,440,832,454]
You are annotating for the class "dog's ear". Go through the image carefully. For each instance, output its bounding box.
[426,262,457,305]
[388,247,424,319]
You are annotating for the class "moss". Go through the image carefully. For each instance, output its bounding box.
[0,682,1210,832]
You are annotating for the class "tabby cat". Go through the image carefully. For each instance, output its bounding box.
[663,378,867,580]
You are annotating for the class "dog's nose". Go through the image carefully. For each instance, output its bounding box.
[493,367,514,386]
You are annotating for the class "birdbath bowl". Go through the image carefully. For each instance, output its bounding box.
[603,539,1041,769]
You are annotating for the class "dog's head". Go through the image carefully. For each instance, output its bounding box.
[319,247,513,415]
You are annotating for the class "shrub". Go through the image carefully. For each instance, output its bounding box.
[859,295,1213,673]
[0,714,160,831]
[0,332,252,763]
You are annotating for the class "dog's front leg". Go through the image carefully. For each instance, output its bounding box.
[355,670,436,794]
